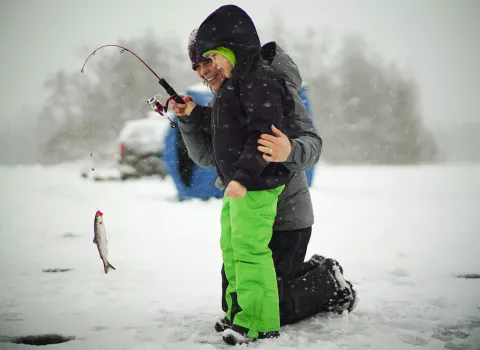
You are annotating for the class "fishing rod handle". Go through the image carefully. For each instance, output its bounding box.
[158,78,185,104]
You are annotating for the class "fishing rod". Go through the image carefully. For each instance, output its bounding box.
[81,44,184,128]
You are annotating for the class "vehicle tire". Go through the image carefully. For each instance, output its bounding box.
[138,156,163,176]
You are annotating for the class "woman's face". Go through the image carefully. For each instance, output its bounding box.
[195,59,224,92]
[205,52,233,79]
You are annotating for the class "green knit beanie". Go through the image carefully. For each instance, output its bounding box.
[203,47,236,67]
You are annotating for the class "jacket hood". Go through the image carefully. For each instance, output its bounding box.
[261,41,303,89]
[196,5,261,78]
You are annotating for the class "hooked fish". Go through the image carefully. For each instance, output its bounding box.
[93,210,116,274]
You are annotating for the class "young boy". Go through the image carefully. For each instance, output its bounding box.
[195,5,295,345]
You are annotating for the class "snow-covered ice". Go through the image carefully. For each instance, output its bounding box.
[0,163,479,349]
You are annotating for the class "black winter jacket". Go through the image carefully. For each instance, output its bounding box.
[195,5,295,190]
[178,41,322,230]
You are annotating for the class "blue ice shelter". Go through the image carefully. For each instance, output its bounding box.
[163,82,316,201]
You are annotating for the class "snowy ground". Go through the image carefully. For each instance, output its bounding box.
[0,163,479,350]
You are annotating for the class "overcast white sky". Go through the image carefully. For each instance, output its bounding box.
[1,0,479,130]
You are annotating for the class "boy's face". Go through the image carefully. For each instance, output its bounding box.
[205,52,233,78]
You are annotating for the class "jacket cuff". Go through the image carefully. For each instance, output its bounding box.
[232,168,252,187]
[285,139,299,163]
[177,114,194,124]
[189,105,203,123]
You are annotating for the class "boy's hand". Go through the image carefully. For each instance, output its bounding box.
[172,95,196,116]
[226,181,247,199]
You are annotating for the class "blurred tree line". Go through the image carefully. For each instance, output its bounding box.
[36,23,438,165]
[266,19,438,164]
[36,30,196,164]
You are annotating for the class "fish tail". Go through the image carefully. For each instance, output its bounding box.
[104,261,116,274]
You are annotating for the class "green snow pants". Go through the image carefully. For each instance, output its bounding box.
[220,185,285,339]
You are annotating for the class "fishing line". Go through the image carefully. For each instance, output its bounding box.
[80,44,186,175]
[81,83,95,173]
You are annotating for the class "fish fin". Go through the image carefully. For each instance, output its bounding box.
[104,261,116,274]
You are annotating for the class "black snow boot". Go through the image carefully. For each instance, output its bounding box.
[214,316,231,332]
[321,258,357,314]
[292,254,325,279]
[259,330,280,339]
[222,325,279,346]
[310,254,325,265]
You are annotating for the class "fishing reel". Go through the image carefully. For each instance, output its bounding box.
[147,94,177,128]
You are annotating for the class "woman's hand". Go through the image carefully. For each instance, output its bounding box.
[226,180,247,199]
[257,124,292,162]
[171,95,196,116]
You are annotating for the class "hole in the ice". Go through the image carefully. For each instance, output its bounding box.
[10,334,75,346]
[42,268,73,273]
[455,273,480,279]
[61,232,81,238]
